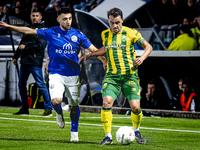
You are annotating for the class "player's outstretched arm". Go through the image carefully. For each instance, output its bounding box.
[0,21,37,35]
[133,40,152,66]
[87,45,106,58]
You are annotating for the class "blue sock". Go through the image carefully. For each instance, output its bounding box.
[51,102,62,114]
[70,106,80,132]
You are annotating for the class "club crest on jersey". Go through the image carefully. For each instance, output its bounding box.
[58,33,60,37]
[71,35,77,42]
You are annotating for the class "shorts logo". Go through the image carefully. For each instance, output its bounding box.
[102,83,108,89]
[132,88,136,91]
[71,35,77,42]
[103,78,111,82]
[50,84,55,89]
[129,81,136,85]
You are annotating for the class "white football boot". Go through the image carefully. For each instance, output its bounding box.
[56,113,65,129]
[70,132,79,142]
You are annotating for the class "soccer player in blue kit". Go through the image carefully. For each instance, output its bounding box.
[0,8,106,142]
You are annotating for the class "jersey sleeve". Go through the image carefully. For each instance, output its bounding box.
[101,31,105,46]
[36,28,49,40]
[80,33,92,49]
[131,29,145,46]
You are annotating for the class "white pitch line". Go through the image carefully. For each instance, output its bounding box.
[0,113,151,119]
[0,117,200,133]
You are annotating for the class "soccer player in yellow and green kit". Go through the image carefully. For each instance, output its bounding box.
[82,7,153,145]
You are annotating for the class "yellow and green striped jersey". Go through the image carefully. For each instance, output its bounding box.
[101,26,145,75]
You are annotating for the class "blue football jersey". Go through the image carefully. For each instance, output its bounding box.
[36,26,92,76]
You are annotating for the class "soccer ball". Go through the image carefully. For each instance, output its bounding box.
[116,126,135,144]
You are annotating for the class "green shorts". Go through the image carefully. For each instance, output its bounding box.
[102,73,141,101]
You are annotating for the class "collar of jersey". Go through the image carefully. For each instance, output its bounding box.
[58,26,73,34]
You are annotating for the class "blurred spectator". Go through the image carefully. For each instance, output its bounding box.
[15,0,22,7]
[45,0,66,11]
[1,5,10,23]
[14,6,21,15]
[142,80,168,109]
[170,77,199,112]
[0,6,3,20]
[183,0,199,22]
[191,16,200,49]
[167,78,183,110]
[167,25,197,50]
[154,0,172,26]
[31,1,40,11]
[182,17,191,26]
[180,78,199,112]
[54,1,61,11]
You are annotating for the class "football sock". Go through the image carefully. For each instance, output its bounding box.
[51,102,62,114]
[131,109,142,132]
[70,106,80,132]
[101,107,113,137]
[106,133,112,139]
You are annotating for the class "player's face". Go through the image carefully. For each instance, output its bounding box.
[30,12,42,24]
[108,15,123,34]
[57,13,72,31]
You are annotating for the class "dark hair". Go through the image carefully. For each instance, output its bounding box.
[57,7,72,16]
[180,25,193,37]
[107,7,123,19]
[31,8,42,15]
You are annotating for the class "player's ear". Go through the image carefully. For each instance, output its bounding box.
[57,17,59,23]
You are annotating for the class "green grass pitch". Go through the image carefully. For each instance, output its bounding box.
[0,107,200,150]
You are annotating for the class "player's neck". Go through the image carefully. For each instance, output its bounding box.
[60,25,71,31]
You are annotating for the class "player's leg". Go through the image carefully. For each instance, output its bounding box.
[64,75,80,142]
[123,76,146,144]
[99,96,114,145]
[14,64,30,115]
[49,74,65,128]
[99,75,121,145]
[129,100,145,144]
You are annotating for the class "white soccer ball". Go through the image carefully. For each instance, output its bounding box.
[116,126,135,144]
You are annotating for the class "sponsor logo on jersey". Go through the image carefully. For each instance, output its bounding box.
[55,43,76,54]
[71,35,77,42]
[63,43,72,50]
[58,33,60,37]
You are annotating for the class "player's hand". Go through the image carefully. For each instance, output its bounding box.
[133,57,144,66]
[102,58,107,70]
[79,52,92,63]
[13,58,17,65]
[146,92,150,101]
[0,21,10,29]
[19,44,26,50]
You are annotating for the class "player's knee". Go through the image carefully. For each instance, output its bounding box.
[52,98,62,105]
[103,96,113,108]
[131,106,140,112]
